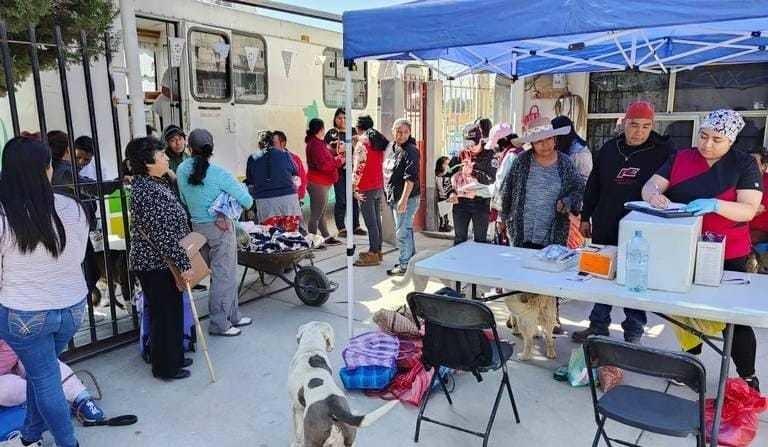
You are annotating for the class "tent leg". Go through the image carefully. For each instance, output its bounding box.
[344,63,355,339]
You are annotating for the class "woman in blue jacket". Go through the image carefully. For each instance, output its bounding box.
[177,129,254,337]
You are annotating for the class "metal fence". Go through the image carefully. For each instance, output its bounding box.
[0,21,136,361]
[441,76,494,156]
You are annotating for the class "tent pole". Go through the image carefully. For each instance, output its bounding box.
[344,62,355,339]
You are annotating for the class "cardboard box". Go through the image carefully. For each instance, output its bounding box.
[695,236,726,287]
[616,211,702,293]
[579,246,618,279]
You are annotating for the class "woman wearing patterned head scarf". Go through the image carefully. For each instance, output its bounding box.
[642,109,764,391]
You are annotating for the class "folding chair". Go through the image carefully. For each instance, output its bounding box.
[407,291,521,447]
[583,336,707,447]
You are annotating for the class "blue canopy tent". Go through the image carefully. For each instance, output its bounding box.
[337,1,768,445]
[343,0,768,78]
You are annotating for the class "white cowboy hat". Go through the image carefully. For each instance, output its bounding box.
[512,116,570,145]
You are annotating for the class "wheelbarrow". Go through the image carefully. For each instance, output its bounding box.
[237,248,337,306]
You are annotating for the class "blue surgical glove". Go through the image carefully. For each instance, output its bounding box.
[684,198,719,216]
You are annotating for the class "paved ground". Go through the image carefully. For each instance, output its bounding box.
[64,234,767,447]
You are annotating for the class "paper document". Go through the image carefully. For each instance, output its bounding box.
[624,201,695,218]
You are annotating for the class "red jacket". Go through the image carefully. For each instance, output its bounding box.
[306,136,342,186]
[289,151,308,200]
[355,140,385,192]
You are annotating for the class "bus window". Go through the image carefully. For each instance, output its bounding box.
[189,29,231,101]
[322,48,367,109]
[232,33,267,104]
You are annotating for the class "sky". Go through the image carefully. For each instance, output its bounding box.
[256,0,410,30]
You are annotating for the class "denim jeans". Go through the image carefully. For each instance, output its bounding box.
[589,303,647,339]
[391,196,419,267]
[359,189,383,252]
[0,299,86,447]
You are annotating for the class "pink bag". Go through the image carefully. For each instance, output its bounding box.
[705,378,767,446]
[342,332,400,369]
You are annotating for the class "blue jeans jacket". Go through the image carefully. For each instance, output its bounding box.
[0,300,85,447]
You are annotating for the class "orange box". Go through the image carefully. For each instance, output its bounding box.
[579,246,618,279]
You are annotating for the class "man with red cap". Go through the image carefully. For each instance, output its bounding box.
[572,100,675,344]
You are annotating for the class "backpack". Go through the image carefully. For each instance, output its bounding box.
[137,291,197,363]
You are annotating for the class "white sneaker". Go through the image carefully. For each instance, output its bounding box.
[0,434,43,447]
[233,317,252,327]
[209,326,241,337]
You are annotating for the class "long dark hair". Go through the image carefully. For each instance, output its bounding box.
[0,137,67,257]
[305,118,325,143]
[552,116,586,155]
[189,143,213,186]
[434,156,449,176]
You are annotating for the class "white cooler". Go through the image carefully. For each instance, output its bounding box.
[616,211,703,293]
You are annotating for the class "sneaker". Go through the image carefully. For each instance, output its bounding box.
[324,237,343,246]
[0,436,42,447]
[353,227,367,236]
[745,376,761,392]
[387,265,407,276]
[233,317,252,327]
[210,327,241,337]
[73,398,105,424]
[571,327,609,344]
[337,229,348,238]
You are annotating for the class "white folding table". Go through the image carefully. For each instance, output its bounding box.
[415,242,768,447]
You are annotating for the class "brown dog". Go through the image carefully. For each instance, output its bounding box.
[504,292,558,361]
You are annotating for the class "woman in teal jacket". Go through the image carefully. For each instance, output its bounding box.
[177,129,254,337]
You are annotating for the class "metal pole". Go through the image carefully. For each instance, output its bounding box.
[105,32,137,329]
[81,31,120,334]
[0,21,20,136]
[119,0,147,137]
[56,25,97,343]
[54,26,82,196]
[344,62,355,339]
[27,25,47,143]
[709,323,734,447]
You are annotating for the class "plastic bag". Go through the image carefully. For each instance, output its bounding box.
[670,316,725,351]
[567,348,589,387]
[705,378,767,447]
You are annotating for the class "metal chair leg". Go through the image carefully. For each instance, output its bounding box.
[438,370,453,405]
[502,373,520,423]
[237,266,249,295]
[592,416,607,447]
[414,370,440,443]
[482,380,506,447]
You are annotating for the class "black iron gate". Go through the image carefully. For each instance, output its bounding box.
[0,21,137,361]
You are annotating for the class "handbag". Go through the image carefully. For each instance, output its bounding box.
[138,227,210,292]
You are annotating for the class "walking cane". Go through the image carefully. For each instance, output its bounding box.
[186,282,216,383]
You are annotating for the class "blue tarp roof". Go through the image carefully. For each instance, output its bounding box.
[343,0,768,78]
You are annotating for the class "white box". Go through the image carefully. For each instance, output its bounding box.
[695,238,726,287]
[616,211,703,293]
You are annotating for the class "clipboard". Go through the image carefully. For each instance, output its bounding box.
[624,201,696,218]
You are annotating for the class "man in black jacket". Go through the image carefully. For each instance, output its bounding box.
[572,101,674,344]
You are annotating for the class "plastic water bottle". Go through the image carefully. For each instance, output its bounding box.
[626,230,649,293]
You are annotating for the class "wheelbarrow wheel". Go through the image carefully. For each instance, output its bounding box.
[294,266,331,306]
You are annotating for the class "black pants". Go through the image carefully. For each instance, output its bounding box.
[334,170,360,231]
[83,240,100,294]
[687,256,757,378]
[453,199,490,246]
[136,269,184,378]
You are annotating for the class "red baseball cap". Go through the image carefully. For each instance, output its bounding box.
[624,100,655,121]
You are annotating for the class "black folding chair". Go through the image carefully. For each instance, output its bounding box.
[407,292,521,447]
[583,336,707,447]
